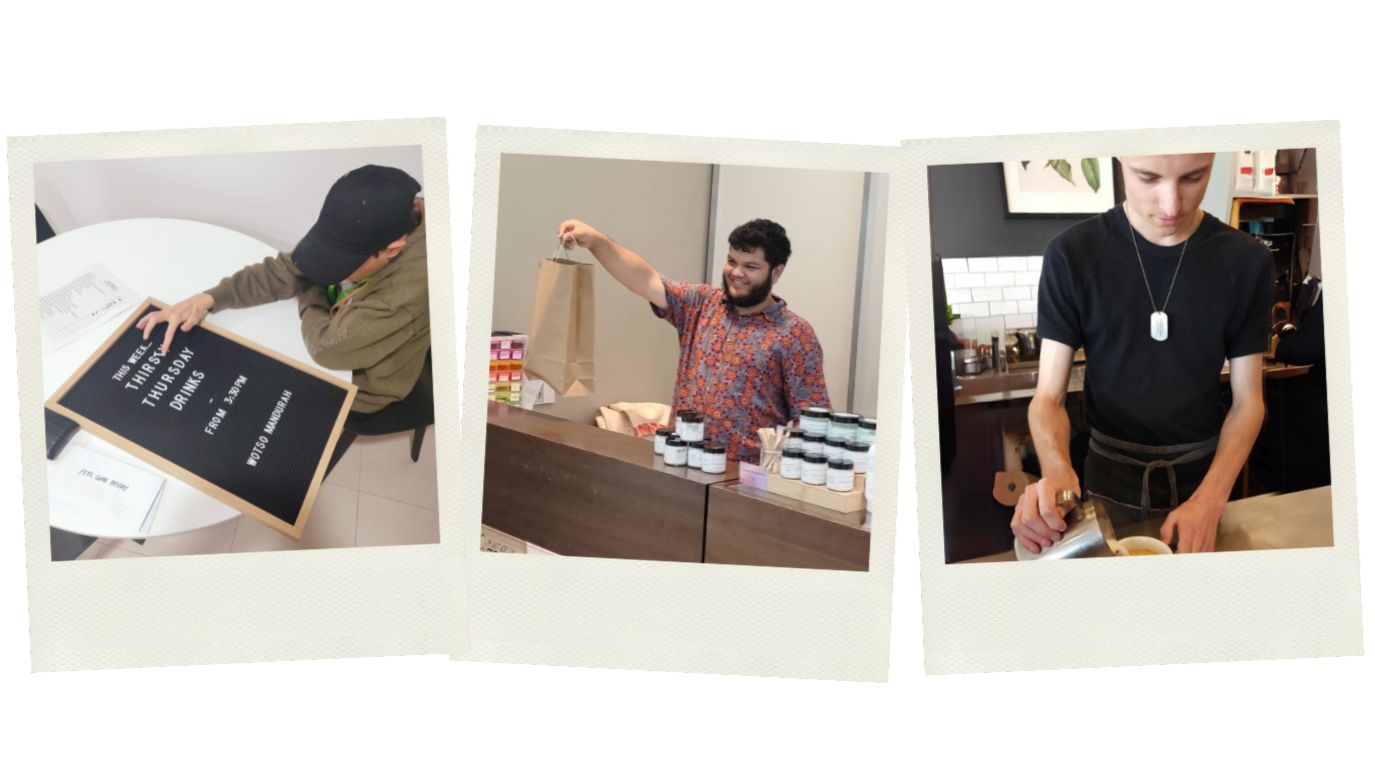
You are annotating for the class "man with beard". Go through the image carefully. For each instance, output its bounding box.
[557,217,831,464]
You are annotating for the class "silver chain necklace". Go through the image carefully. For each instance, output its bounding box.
[1126,206,1199,342]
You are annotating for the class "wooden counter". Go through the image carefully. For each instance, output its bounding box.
[955,486,1334,563]
[704,483,870,572]
[483,402,737,562]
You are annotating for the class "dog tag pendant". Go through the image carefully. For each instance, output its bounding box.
[1150,311,1168,342]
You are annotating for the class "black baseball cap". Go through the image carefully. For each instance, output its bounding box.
[291,165,422,286]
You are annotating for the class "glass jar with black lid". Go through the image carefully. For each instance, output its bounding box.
[676,410,705,443]
[844,440,871,467]
[800,406,831,436]
[828,412,860,442]
[654,427,674,455]
[664,437,688,467]
[826,458,856,492]
[824,437,848,462]
[857,418,877,447]
[687,440,706,469]
[701,445,727,474]
[801,452,828,486]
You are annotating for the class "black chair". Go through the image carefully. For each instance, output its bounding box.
[36,204,56,243]
[325,348,434,477]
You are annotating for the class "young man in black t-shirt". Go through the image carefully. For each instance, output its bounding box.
[1011,154,1273,554]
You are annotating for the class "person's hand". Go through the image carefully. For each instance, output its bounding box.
[557,219,605,250]
[1161,495,1225,553]
[1010,473,1081,555]
[135,293,214,354]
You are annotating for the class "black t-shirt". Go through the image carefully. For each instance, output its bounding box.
[1037,205,1274,446]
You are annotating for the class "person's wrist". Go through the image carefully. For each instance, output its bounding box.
[1042,463,1078,490]
[1188,486,1229,515]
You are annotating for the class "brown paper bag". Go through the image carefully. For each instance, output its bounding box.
[525,243,596,397]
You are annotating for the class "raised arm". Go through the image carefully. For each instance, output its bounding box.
[558,219,668,310]
[1011,339,1081,554]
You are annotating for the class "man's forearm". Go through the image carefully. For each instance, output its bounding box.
[1028,394,1076,480]
[1192,397,1265,506]
[586,236,659,301]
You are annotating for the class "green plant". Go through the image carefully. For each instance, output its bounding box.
[1021,158,1102,193]
[946,304,960,326]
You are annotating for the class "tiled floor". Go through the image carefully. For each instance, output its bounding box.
[75,428,440,560]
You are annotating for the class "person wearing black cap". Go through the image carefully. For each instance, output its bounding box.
[135,164,429,415]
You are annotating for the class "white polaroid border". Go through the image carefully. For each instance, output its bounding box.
[457,127,902,681]
[10,118,462,671]
[903,121,1363,674]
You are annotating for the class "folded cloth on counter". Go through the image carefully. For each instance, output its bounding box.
[595,402,672,438]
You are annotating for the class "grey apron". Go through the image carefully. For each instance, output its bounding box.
[1083,428,1218,525]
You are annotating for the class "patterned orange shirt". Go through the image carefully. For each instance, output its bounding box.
[653,276,831,463]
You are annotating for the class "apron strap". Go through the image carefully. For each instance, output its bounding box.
[1088,429,1218,515]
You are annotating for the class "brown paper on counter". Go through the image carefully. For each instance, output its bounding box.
[525,254,596,397]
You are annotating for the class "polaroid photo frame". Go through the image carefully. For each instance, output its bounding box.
[904,121,1363,674]
[457,127,903,681]
[12,118,461,671]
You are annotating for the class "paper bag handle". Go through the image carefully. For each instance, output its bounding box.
[551,237,591,265]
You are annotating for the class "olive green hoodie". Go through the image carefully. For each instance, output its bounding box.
[204,221,429,414]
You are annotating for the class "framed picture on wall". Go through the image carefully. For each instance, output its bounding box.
[1002,158,1116,218]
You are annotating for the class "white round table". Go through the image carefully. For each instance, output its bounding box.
[40,218,352,538]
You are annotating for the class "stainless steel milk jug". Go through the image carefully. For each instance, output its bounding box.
[1014,491,1122,560]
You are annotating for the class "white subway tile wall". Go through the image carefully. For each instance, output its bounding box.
[937,257,1045,340]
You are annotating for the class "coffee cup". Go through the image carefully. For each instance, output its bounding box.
[1115,535,1173,557]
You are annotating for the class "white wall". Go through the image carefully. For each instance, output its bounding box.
[710,165,867,412]
[492,154,713,424]
[942,255,1044,352]
[850,173,888,420]
[1201,151,1233,223]
[34,146,425,252]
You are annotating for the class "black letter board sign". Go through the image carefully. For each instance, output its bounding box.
[45,299,357,540]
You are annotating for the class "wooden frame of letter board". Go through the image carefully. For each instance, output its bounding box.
[43,298,358,541]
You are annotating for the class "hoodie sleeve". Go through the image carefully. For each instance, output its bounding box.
[204,252,311,311]
[297,286,420,372]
